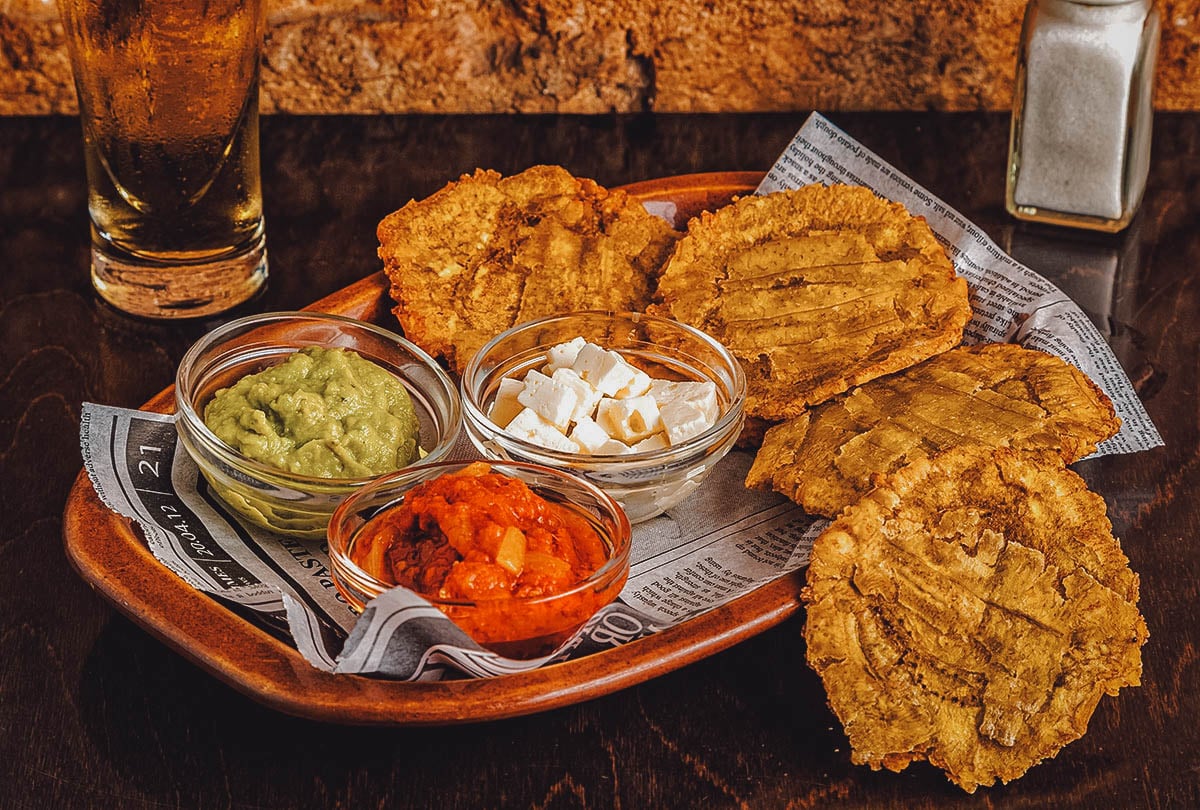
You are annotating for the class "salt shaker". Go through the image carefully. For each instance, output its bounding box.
[1006,0,1159,233]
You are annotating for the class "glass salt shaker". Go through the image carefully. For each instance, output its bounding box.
[1006,0,1159,233]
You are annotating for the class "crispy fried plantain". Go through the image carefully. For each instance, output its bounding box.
[746,343,1121,518]
[650,184,971,423]
[378,165,680,373]
[803,447,1147,793]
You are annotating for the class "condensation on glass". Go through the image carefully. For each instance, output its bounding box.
[58,0,268,318]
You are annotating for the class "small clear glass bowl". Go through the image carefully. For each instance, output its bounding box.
[328,459,632,659]
[175,311,462,538]
[460,311,746,523]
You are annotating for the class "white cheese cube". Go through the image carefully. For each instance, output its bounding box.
[659,399,714,444]
[596,395,662,443]
[544,336,587,372]
[551,367,603,423]
[517,369,578,430]
[614,366,652,399]
[568,416,614,454]
[596,439,633,455]
[504,408,581,453]
[488,377,526,428]
[572,343,637,397]
[630,432,669,453]
[649,380,720,423]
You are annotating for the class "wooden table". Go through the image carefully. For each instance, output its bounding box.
[2,112,1196,808]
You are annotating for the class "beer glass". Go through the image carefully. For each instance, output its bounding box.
[58,0,268,319]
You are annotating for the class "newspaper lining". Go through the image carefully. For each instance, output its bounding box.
[78,112,1162,682]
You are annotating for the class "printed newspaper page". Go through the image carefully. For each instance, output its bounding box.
[79,112,1160,681]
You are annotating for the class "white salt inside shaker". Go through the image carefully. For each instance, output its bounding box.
[1006,0,1159,233]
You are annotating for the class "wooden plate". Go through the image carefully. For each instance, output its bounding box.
[62,171,805,725]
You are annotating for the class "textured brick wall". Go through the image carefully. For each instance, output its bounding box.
[2,1,1198,115]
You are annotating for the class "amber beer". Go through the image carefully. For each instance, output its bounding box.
[58,0,267,318]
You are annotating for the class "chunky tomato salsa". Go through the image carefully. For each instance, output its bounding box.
[350,462,610,602]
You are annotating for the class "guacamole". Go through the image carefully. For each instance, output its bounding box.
[204,347,420,478]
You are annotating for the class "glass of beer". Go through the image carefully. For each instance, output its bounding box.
[58,0,268,319]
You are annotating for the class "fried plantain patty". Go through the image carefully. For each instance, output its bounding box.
[746,343,1121,518]
[803,446,1147,793]
[650,184,971,424]
[378,165,680,373]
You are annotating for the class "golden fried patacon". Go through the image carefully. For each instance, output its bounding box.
[650,184,971,423]
[378,165,680,373]
[803,447,1147,793]
[746,343,1120,518]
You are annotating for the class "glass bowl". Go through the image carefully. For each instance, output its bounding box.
[460,311,746,523]
[327,459,632,659]
[175,311,462,538]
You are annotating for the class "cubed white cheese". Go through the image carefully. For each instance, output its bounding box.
[551,367,602,423]
[504,408,581,453]
[630,432,669,453]
[614,366,652,399]
[517,369,578,430]
[572,343,637,397]
[568,416,613,454]
[648,380,720,423]
[488,377,526,428]
[495,338,725,459]
[545,336,587,372]
[596,438,633,455]
[596,395,662,443]
[659,398,714,444]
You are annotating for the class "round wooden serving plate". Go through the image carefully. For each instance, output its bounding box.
[62,171,805,726]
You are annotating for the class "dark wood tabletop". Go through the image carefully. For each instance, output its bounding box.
[2,111,1197,809]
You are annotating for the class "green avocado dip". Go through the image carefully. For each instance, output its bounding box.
[203,347,420,478]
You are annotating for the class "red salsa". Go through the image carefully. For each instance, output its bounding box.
[350,462,610,602]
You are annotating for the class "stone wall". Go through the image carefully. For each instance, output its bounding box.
[3,0,1198,116]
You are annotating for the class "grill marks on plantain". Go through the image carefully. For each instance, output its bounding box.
[804,448,1147,792]
[714,233,907,348]
[713,235,953,411]
[746,344,1122,520]
[378,166,680,374]
[650,185,972,423]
